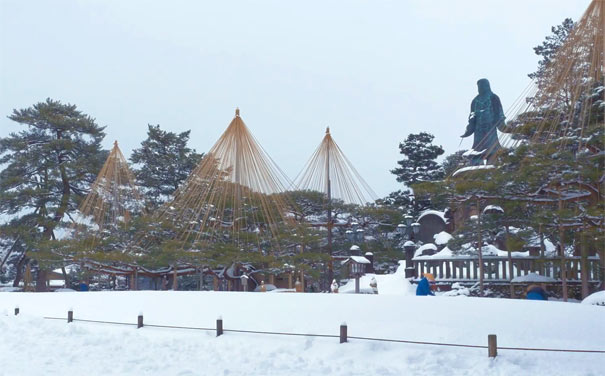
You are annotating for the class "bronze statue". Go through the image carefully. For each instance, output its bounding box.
[461,79,505,165]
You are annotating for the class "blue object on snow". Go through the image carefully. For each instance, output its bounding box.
[416,277,434,296]
[526,287,547,300]
[79,282,88,292]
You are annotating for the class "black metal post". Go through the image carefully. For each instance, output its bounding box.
[340,324,347,343]
[216,318,223,337]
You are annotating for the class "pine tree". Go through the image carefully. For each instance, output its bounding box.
[130,125,203,208]
[528,18,574,82]
[442,150,468,177]
[0,99,106,290]
[391,132,445,184]
[386,132,445,216]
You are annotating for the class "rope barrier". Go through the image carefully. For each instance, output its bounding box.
[224,328,338,339]
[348,336,487,349]
[38,316,605,354]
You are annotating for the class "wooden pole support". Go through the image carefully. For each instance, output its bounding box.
[137,314,144,329]
[340,324,347,343]
[488,334,497,358]
[68,310,73,323]
[216,318,223,337]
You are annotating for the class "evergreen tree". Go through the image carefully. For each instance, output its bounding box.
[528,18,574,82]
[391,132,445,184]
[0,99,106,290]
[441,150,468,177]
[130,125,203,208]
[386,132,445,216]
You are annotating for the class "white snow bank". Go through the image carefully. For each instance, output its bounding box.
[339,261,415,295]
[511,273,557,283]
[0,286,22,292]
[1,287,604,375]
[582,291,605,306]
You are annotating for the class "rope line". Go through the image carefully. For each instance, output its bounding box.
[348,336,487,349]
[223,328,338,339]
[39,317,605,354]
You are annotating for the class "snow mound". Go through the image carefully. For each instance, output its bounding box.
[413,243,437,258]
[434,231,452,245]
[582,291,605,306]
[442,282,470,297]
[511,273,557,283]
[339,261,415,295]
[1,288,605,375]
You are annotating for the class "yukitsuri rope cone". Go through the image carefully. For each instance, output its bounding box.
[294,127,377,206]
[154,109,298,255]
[502,0,604,151]
[293,127,377,284]
[73,141,145,250]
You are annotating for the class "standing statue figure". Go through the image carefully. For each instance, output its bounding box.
[461,79,506,165]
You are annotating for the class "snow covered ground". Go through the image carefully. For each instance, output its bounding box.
[1,290,604,376]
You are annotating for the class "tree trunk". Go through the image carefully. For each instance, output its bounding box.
[505,225,514,298]
[558,197,568,301]
[580,223,589,298]
[35,268,48,292]
[61,266,70,289]
[172,266,178,290]
[477,198,484,296]
[12,255,28,287]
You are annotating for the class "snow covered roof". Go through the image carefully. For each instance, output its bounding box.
[417,209,447,223]
[341,256,370,265]
[483,205,504,214]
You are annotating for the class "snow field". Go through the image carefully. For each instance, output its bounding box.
[1,291,604,376]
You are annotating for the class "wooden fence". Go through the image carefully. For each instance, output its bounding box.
[413,256,603,282]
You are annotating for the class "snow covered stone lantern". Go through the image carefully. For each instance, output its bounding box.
[341,256,371,294]
[411,222,421,236]
[397,223,406,235]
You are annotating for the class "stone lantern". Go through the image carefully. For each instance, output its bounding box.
[341,256,371,293]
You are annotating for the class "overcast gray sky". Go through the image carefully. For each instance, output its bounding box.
[0,0,589,198]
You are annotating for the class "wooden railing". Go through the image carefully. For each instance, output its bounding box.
[413,256,603,282]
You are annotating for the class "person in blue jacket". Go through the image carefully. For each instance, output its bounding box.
[526,284,548,300]
[416,273,435,296]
